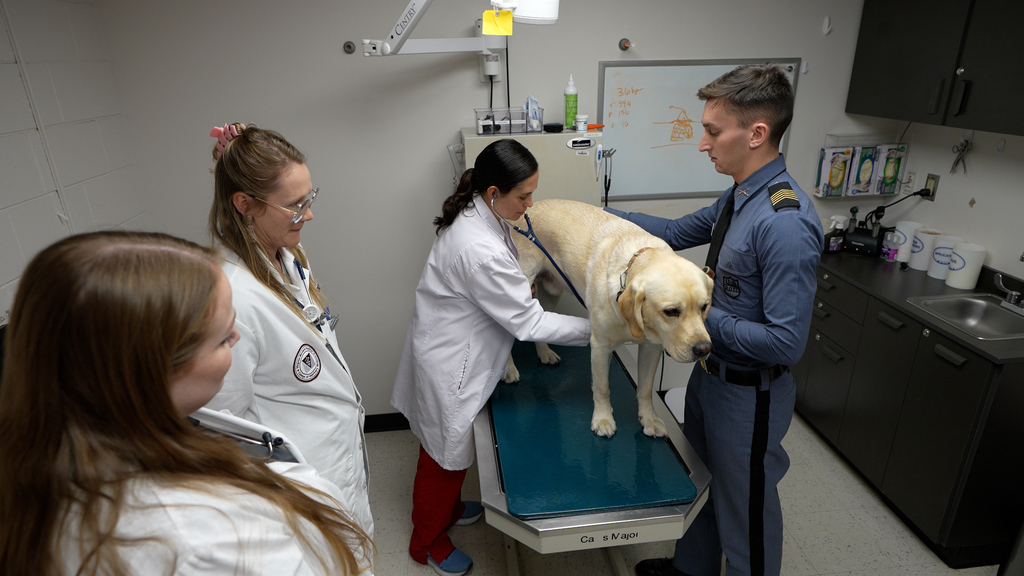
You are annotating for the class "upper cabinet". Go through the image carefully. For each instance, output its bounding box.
[846,0,1024,136]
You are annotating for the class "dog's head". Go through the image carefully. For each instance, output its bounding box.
[617,253,714,363]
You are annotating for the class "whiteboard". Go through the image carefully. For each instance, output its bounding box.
[597,58,800,200]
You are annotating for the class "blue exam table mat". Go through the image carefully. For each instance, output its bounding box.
[489,341,697,520]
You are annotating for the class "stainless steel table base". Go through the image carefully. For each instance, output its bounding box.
[474,357,711,575]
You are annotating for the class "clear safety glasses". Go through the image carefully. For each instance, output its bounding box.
[249,188,318,224]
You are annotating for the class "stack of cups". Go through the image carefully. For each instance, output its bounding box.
[927,235,963,280]
[946,243,987,290]
[894,221,921,263]
[908,227,942,271]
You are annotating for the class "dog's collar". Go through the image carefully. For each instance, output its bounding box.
[616,247,656,301]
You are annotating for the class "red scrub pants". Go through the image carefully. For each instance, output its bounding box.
[409,445,469,564]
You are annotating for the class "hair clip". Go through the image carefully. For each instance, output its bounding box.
[210,123,242,158]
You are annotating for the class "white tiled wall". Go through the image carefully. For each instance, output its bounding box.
[0,0,146,323]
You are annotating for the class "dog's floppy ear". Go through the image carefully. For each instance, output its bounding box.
[618,282,646,339]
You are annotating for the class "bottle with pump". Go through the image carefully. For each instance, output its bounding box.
[564,75,577,129]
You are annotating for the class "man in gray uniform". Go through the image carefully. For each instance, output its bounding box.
[607,64,823,576]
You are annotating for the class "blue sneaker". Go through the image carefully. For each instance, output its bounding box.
[455,500,483,526]
[427,548,473,576]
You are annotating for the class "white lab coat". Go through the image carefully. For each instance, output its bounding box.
[57,466,369,575]
[392,195,591,470]
[207,247,373,537]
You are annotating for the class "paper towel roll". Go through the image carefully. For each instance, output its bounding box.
[946,243,987,290]
[894,221,922,263]
[908,228,942,271]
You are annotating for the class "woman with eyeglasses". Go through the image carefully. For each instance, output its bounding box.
[207,123,373,541]
[0,231,374,576]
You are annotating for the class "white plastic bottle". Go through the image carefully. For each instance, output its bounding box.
[564,75,577,129]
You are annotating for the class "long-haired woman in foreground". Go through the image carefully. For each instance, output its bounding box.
[0,231,373,576]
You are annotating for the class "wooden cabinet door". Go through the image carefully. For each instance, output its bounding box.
[839,298,921,488]
[882,329,994,541]
[943,0,1024,135]
[800,330,855,446]
[846,0,970,125]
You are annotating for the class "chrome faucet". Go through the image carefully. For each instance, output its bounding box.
[995,273,1022,307]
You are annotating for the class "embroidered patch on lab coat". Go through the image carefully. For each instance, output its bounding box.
[293,344,321,382]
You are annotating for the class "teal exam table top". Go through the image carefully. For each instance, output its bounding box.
[473,341,711,561]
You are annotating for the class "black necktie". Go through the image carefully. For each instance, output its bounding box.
[704,185,736,271]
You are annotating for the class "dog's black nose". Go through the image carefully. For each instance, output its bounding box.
[692,341,712,358]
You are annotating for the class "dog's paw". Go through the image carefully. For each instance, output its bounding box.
[591,416,617,438]
[640,415,668,438]
[502,365,521,383]
[538,348,561,365]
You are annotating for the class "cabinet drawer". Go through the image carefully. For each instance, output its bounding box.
[815,269,868,324]
[810,298,862,356]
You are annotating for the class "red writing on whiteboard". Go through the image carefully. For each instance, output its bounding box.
[617,86,644,97]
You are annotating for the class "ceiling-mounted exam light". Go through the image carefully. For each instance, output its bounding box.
[362,0,558,57]
[493,0,559,25]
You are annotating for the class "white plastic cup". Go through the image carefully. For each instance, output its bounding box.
[908,228,942,271]
[927,235,963,280]
[946,243,987,290]
[894,221,922,263]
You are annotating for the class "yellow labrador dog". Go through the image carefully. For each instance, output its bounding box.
[506,199,713,438]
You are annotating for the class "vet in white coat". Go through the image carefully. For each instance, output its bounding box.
[57,463,370,575]
[392,194,591,471]
[207,247,373,537]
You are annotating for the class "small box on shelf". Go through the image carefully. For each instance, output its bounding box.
[475,107,527,135]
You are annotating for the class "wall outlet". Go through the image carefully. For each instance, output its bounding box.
[923,173,939,201]
[902,171,917,194]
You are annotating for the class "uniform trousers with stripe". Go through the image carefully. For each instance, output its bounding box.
[409,445,469,564]
[672,366,795,576]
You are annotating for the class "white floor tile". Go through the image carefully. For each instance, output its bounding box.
[363,414,1002,575]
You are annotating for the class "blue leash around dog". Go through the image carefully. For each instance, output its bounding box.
[510,213,587,310]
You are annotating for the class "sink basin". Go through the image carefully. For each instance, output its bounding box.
[907,293,1024,340]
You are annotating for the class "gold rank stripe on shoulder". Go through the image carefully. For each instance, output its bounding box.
[768,182,800,211]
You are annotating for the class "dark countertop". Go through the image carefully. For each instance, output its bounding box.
[818,251,1024,364]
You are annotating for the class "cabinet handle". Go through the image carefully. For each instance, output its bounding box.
[877,310,904,331]
[934,344,966,368]
[822,345,844,363]
[951,79,970,116]
[927,78,946,115]
[817,278,835,292]
[813,306,830,320]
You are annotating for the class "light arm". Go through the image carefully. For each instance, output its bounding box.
[362,0,506,56]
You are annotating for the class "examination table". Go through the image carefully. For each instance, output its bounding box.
[473,341,711,575]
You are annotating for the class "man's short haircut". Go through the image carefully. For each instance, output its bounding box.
[697,64,794,148]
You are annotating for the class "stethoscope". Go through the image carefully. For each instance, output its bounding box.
[290,259,334,333]
[288,257,348,372]
[491,195,587,309]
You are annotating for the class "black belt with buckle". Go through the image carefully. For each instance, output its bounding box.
[702,357,787,386]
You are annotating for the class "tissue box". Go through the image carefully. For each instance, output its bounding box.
[872,143,908,195]
[475,107,527,135]
[813,147,854,197]
[845,146,879,196]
